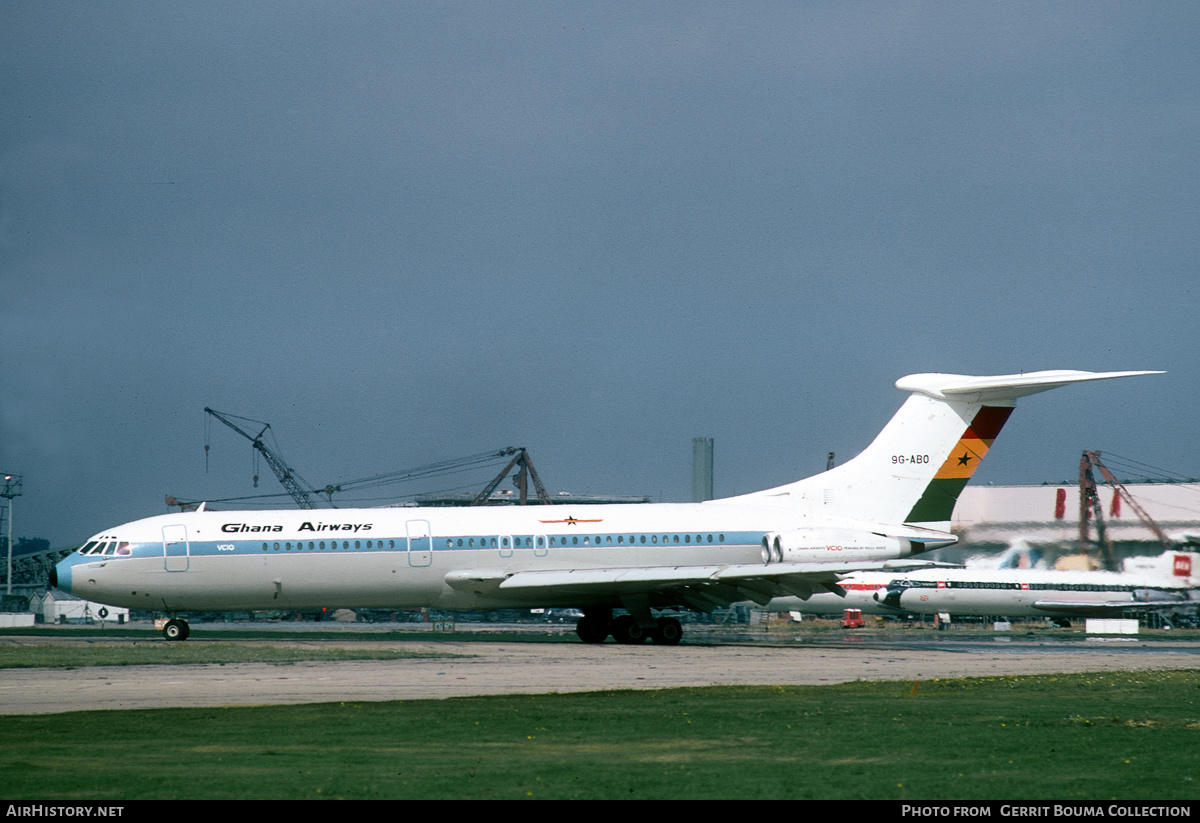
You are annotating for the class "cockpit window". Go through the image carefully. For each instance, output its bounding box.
[80,538,126,555]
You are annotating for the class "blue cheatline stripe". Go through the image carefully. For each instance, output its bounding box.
[110,531,764,559]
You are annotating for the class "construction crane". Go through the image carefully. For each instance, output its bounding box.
[204,408,323,509]
[470,447,551,505]
[169,441,556,511]
[1079,450,1175,570]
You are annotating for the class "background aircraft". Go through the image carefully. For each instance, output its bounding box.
[874,550,1198,623]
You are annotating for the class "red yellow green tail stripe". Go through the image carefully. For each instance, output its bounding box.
[905,406,1013,524]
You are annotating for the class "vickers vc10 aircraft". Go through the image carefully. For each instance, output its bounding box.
[52,369,1158,644]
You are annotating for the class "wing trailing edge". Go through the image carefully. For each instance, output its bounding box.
[444,559,953,609]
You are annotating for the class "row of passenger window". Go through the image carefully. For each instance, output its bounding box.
[262,540,397,551]
[259,534,730,552]
[445,533,727,548]
[903,580,1151,592]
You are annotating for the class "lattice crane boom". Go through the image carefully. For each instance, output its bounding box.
[204,408,319,509]
[1083,451,1175,552]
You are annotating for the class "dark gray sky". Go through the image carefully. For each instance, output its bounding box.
[3,2,1197,547]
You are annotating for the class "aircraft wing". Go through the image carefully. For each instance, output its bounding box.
[445,559,949,611]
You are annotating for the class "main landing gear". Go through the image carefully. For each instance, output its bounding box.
[162,618,190,641]
[575,610,683,645]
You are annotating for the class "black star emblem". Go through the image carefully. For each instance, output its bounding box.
[956,452,973,467]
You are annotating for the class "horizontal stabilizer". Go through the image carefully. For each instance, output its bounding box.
[896,370,1162,405]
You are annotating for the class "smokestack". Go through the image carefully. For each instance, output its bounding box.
[692,437,713,502]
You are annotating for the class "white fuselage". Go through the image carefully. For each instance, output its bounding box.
[867,558,1200,617]
[55,502,916,613]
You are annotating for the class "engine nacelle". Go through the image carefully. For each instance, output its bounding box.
[760,528,913,564]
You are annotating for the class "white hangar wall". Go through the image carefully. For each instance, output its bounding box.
[951,483,1200,549]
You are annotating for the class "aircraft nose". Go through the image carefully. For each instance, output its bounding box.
[52,557,72,593]
[874,587,904,610]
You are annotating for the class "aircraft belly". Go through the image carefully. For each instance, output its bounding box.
[966,591,1038,616]
[238,554,444,610]
[767,592,889,615]
[904,589,1042,617]
[78,554,449,611]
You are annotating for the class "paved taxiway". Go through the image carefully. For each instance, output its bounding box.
[2,633,1197,715]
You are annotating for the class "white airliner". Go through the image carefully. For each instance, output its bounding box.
[768,550,1200,623]
[52,369,1158,643]
[766,539,1053,616]
[868,550,1200,622]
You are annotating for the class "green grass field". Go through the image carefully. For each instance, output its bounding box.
[0,640,462,669]
[3,671,1197,800]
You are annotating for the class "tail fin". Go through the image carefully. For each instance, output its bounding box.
[1122,550,1200,585]
[732,370,1160,531]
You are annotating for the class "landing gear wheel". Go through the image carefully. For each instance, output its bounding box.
[163,619,190,641]
[650,616,683,645]
[575,614,610,644]
[611,614,647,644]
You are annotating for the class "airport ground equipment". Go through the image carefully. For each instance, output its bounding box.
[841,608,866,628]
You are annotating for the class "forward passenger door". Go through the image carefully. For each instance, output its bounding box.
[163,525,189,572]
[406,520,432,567]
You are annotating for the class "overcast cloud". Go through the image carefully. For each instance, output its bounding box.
[2,2,1197,546]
